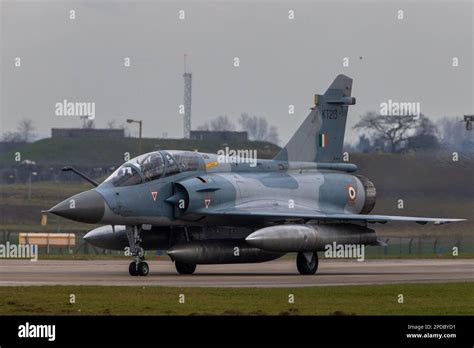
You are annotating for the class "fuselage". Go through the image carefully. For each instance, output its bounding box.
[49,150,376,228]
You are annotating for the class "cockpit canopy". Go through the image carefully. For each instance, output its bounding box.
[103,151,202,187]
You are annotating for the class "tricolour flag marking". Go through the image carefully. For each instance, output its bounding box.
[319,133,328,148]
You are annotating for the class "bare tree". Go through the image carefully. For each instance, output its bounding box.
[417,116,438,137]
[197,115,235,131]
[196,123,210,131]
[355,134,371,152]
[239,113,280,144]
[210,115,235,131]
[16,118,36,142]
[256,117,268,140]
[80,116,95,129]
[437,117,473,150]
[405,116,440,151]
[2,131,23,143]
[106,120,117,129]
[197,113,280,144]
[266,125,280,144]
[239,113,258,138]
[353,112,421,152]
[83,119,95,129]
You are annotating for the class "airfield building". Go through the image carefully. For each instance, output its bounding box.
[51,128,124,138]
[190,130,248,142]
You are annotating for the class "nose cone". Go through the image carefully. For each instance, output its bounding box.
[48,190,105,223]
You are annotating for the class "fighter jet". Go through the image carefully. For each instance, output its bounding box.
[47,74,465,276]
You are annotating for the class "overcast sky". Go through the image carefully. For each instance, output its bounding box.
[1,0,473,144]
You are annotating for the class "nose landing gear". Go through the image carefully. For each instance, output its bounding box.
[129,260,149,276]
[126,225,149,276]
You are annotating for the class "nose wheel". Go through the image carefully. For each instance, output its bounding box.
[129,261,149,276]
[126,225,150,276]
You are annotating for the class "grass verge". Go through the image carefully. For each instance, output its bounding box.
[0,282,472,316]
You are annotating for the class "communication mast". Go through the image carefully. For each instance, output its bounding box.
[183,54,192,138]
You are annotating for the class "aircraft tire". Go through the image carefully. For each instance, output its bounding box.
[296,251,318,275]
[138,262,149,276]
[129,262,139,276]
[175,261,196,275]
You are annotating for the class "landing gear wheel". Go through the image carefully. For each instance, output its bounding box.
[129,262,139,276]
[175,261,196,275]
[296,251,318,275]
[126,226,148,277]
[138,262,149,276]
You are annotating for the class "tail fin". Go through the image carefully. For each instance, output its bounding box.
[274,74,355,163]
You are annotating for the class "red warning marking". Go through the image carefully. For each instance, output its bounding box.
[151,191,158,201]
[204,198,211,208]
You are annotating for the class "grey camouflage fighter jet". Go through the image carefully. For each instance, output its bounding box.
[47,75,465,276]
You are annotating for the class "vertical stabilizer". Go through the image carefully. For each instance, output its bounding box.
[274,74,355,163]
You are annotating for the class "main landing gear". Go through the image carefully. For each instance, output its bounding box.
[296,251,319,275]
[126,226,149,276]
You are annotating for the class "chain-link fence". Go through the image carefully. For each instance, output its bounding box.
[1,229,473,258]
[365,235,474,257]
